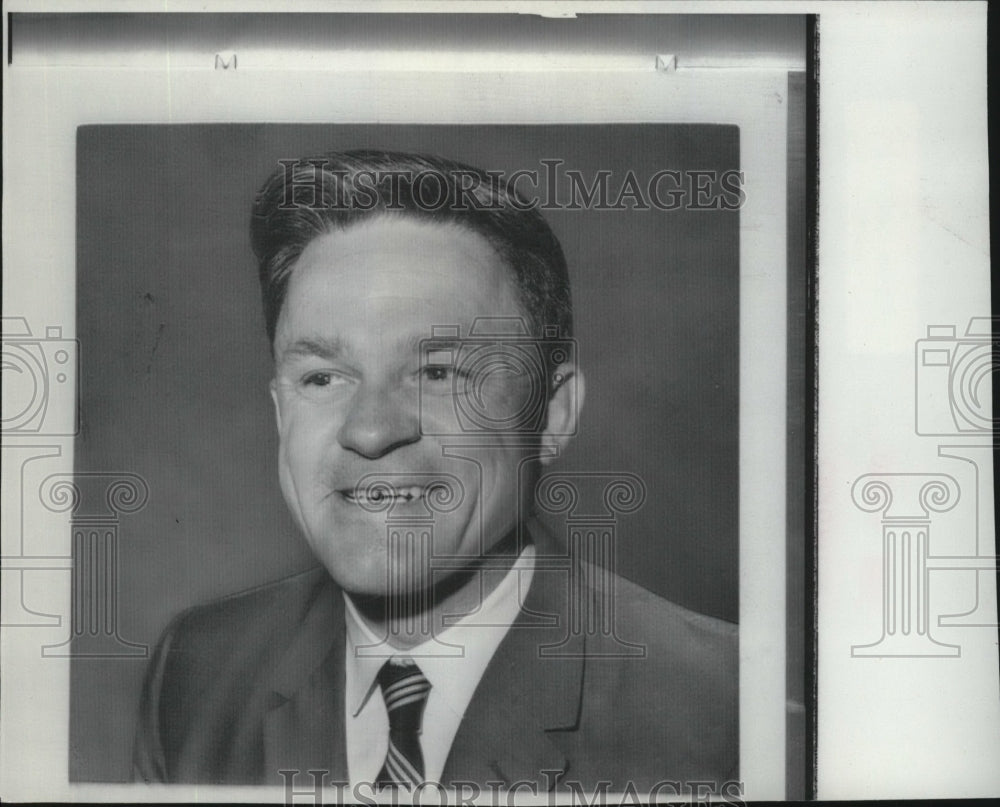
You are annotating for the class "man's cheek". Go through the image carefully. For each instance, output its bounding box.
[282,405,340,449]
[418,395,463,436]
[276,457,310,538]
[277,425,323,501]
[481,380,542,433]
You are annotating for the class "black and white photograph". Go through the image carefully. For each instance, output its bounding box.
[1,3,995,804]
[78,123,750,794]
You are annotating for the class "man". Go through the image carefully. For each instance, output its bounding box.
[133,150,737,794]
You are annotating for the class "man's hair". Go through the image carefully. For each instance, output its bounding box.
[250,149,573,348]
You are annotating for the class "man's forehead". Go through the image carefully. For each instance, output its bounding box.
[288,220,521,297]
[293,216,503,273]
[274,219,534,353]
[275,330,453,362]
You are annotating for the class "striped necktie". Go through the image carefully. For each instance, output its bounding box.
[375,659,431,789]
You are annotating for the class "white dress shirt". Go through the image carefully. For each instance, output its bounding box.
[343,546,536,786]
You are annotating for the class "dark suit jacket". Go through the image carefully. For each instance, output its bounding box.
[134,553,737,792]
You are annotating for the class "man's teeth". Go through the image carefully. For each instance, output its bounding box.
[347,486,425,503]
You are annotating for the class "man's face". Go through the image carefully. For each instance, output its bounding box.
[271,216,559,597]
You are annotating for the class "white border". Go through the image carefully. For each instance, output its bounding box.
[1,44,788,805]
[817,3,997,800]
[8,1,996,802]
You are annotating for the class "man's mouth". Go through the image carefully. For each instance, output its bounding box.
[340,486,428,506]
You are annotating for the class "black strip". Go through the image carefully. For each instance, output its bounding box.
[990,3,1000,703]
[804,13,820,802]
[783,16,818,802]
[785,70,807,802]
[7,12,12,65]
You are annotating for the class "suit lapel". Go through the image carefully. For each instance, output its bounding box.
[442,558,585,790]
[262,576,349,785]
[256,531,587,790]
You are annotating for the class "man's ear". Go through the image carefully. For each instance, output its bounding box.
[539,364,585,465]
[269,378,282,433]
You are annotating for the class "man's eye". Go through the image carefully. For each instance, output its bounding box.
[422,366,453,383]
[302,371,338,387]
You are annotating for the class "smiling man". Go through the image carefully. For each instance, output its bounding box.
[269,216,573,608]
[133,150,738,795]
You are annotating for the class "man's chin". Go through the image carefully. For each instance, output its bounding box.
[334,575,442,626]
[306,543,435,599]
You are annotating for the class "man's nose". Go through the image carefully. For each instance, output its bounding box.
[336,381,420,459]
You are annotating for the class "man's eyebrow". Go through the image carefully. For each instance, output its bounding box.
[277,332,466,363]
[415,334,461,353]
[278,336,345,361]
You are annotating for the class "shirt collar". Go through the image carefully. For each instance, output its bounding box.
[343,545,536,718]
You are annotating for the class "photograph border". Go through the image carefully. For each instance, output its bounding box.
[3,6,814,803]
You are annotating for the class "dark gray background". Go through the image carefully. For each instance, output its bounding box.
[72,124,740,781]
